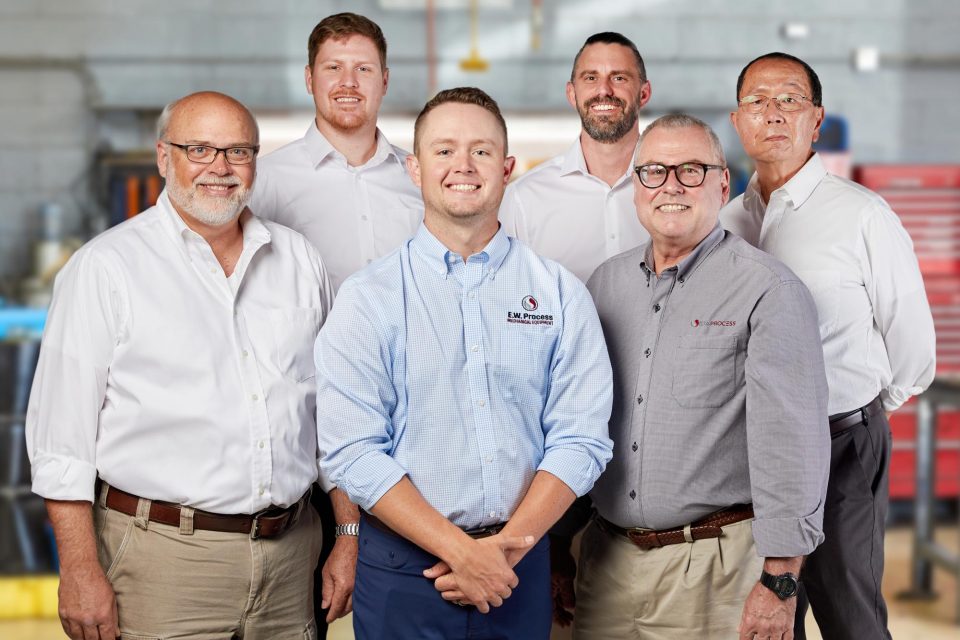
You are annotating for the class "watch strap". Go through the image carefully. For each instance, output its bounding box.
[335,522,360,538]
[760,570,799,600]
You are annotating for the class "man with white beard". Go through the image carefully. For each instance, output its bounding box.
[26,91,334,640]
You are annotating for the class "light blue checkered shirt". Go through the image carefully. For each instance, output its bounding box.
[316,224,613,529]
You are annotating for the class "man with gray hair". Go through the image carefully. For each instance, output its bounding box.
[567,114,830,638]
[27,91,333,639]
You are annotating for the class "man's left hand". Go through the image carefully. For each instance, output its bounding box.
[737,581,796,640]
[321,535,358,623]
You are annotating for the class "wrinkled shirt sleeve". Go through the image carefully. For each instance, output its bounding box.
[745,281,830,557]
[26,250,125,502]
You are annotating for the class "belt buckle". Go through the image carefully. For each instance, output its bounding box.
[625,527,659,549]
[250,513,264,540]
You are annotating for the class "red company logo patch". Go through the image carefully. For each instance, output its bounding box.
[522,295,538,311]
[508,295,554,326]
[691,319,736,327]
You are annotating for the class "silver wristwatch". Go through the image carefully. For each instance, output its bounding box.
[334,522,360,538]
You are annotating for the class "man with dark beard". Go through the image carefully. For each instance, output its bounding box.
[26,91,333,639]
[248,13,423,635]
[499,32,651,282]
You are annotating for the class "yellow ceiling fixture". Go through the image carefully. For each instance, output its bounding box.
[459,0,489,72]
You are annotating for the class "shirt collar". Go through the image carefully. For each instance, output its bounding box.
[157,189,271,250]
[639,223,725,281]
[559,136,635,186]
[745,152,827,212]
[304,121,402,170]
[411,222,511,277]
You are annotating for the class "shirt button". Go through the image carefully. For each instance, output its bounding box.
[609,234,615,239]
[485,456,493,463]
[242,350,249,358]
[489,511,497,519]
[210,268,218,274]
[469,292,476,299]
[361,214,369,221]
[478,399,486,407]
[366,259,372,264]
[636,395,643,404]
[644,348,651,358]
[258,440,265,449]
[259,487,265,496]
[632,442,638,452]
[678,276,685,284]
[251,394,259,402]
[653,304,661,312]
[471,344,479,352]
[629,490,636,500]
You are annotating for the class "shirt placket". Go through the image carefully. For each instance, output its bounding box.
[603,187,620,258]
[233,301,273,510]
[758,194,787,250]
[459,254,502,526]
[629,268,676,523]
[355,170,376,267]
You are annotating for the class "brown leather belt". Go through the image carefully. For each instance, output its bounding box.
[363,513,506,540]
[597,504,754,550]
[828,396,884,435]
[103,484,309,540]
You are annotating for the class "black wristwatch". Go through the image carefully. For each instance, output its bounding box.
[759,570,799,600]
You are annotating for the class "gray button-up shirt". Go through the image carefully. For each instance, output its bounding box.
[587,225,830,557]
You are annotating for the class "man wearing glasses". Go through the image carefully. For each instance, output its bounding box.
[27,91,333,639]
[499,32,651,283]
[575,114,830,639]
[722,52,935,640]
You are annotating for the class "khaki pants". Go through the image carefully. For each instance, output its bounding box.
[94,486,322,640]
[573,517,762,639]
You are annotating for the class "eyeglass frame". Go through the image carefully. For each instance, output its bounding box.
[737,93,814,114]
[164,141,260,165]
[633,162,726,189]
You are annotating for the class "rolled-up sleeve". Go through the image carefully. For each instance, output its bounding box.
[862,203,936,411]
[27,249,124,503]
[537,275,614,497]
[745,280,830,557]
[315,281,407,511]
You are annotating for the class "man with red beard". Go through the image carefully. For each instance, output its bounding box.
[499,31,651,283]
[249,13,423,634]
[26,91,333,639]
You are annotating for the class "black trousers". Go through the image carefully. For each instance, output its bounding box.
[794,403,893,640]
[310,485,336,638]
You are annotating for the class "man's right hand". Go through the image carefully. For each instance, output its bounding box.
[57,561,119,640]
[549,534,576,627]
[423,533,534,613]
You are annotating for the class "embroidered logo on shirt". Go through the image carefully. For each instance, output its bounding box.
[508,296,554,326]
[692,319,736,327]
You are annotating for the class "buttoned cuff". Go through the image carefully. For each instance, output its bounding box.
[335,451,408,512]
[538,446,606,498]
[751,511,825,558]
[30,452,97,503]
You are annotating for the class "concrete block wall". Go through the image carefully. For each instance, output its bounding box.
[0,0,958,283]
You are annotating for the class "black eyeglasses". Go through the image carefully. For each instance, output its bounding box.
[634,162,725,188]
[165,142,260,165]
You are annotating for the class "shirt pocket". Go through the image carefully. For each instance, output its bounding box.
[671,335,739,408]
[268,307,321,383]
[497,330,557,408]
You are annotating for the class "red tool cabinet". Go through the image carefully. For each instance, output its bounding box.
[854,165,960,498]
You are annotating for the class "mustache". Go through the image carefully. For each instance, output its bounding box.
[193,176,243,187]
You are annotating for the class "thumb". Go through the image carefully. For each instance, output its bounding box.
[321,572,333,609]
[423,560,451,579]
[499,535,535,551]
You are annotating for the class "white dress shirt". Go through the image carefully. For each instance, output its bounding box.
[721,153,936,414]
[499,138,649,282]
[250,123,423,292]
[27,191,333,514]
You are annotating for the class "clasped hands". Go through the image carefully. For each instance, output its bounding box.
[422,532,535,613]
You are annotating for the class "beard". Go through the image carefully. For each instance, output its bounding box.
[165,160,252,227]
[318,93,372,133]
[579,94,641,143]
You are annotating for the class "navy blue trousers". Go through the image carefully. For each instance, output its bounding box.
[353,518,551,640]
